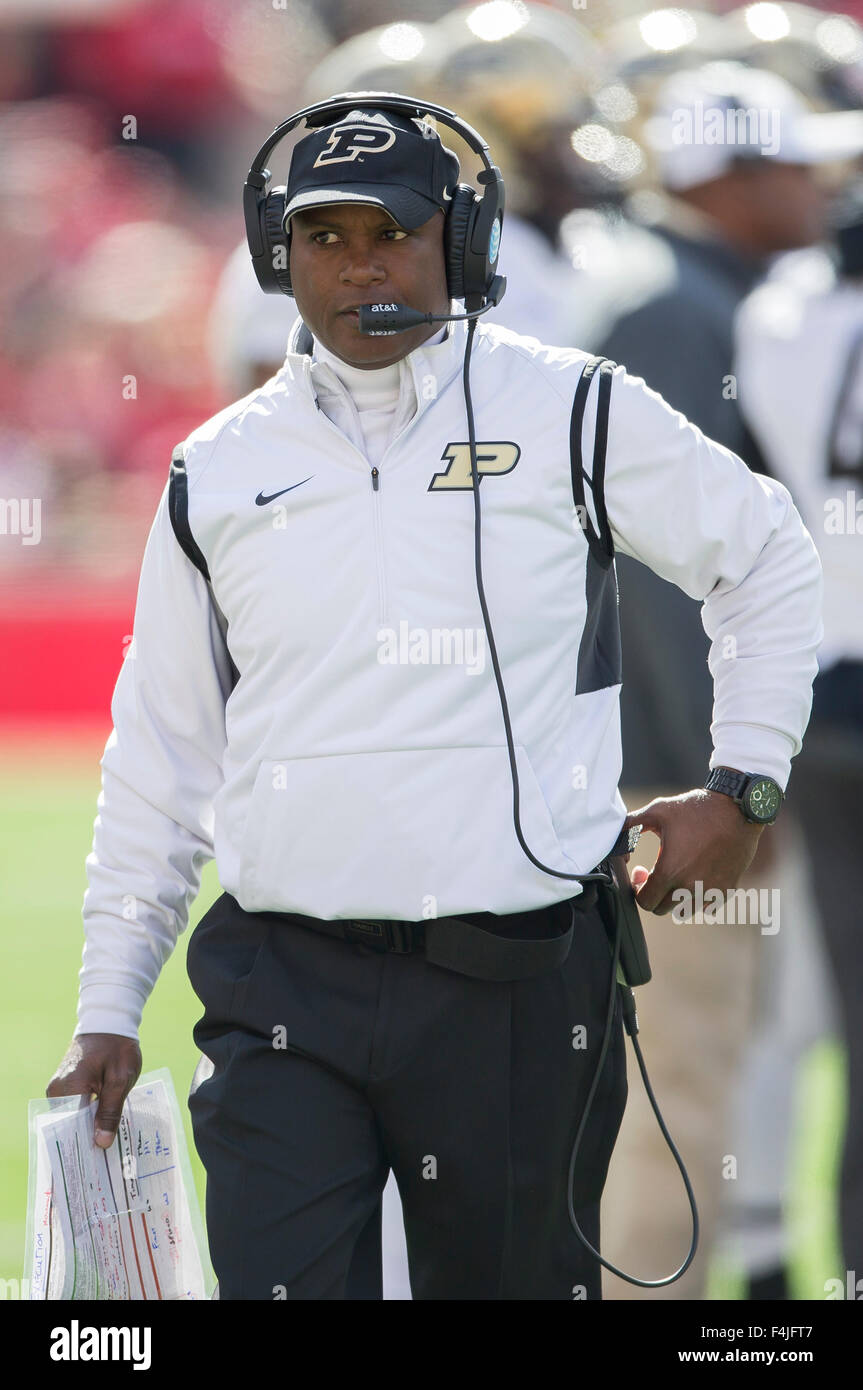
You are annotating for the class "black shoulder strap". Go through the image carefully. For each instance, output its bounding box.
[169,444,211,582]
[827,324,863,488]
[569,356,615,568]
[168,443,240,691]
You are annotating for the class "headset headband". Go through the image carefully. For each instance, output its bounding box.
[245,92,496,184]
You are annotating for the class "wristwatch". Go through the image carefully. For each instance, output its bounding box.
[704,766,784,825]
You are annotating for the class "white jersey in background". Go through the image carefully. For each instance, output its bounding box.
[735,251,863,672]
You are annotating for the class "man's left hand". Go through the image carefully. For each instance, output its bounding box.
[622,789,765,915]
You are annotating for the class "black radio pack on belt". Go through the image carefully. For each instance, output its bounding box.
[597,844,652,990]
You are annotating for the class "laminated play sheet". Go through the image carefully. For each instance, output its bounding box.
[25,1068,213,1300]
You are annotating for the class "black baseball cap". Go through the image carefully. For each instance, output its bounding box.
[282,107,460,232]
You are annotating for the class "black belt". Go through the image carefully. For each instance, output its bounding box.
[260,877,603,983]
[256,828,633,983]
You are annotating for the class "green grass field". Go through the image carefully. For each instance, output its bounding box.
[0,731,220,1296]
[0,730,846,1300]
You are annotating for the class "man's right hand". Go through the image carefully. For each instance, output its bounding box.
[46,1034,142,1149]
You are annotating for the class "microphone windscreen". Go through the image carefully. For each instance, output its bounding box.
[358,303,429,333]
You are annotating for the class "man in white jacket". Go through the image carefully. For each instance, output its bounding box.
[47,102,822,1300]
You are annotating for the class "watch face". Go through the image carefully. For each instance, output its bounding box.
[744,778,782,823]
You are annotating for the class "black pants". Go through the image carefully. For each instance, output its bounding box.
[792,664,863,1277]
[186,890,628,1300]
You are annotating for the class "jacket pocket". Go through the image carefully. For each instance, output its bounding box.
[236,744,580,919]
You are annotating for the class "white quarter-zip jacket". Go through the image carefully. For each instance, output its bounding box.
[76,313,823,1040]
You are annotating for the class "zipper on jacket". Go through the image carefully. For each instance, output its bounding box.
[370,467,387,626]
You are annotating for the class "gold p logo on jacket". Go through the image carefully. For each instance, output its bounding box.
[429,442,521,491]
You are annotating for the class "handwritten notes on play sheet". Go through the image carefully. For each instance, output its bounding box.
[25,1070,213,1300]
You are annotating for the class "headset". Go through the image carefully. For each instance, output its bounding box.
[244,92,698,1290]
[243,91,507,312]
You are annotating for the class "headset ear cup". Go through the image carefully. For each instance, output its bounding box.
[444,185,476,301]
[262,189,294,296]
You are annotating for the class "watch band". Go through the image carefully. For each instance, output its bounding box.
[705,767,749,801]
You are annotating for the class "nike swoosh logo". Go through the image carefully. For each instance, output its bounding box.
[255,477,314,506]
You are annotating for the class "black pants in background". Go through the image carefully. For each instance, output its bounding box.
[186,890,628,1300]
[792,661,863,1278]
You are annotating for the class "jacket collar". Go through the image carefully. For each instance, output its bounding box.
[285,308,470,420]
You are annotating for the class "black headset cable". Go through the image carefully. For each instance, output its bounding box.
[462,316,699,1287]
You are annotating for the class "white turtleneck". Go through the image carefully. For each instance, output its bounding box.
[311,327,447,466]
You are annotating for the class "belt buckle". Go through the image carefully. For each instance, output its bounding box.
[346,919,388,950]
[383,920,419,954]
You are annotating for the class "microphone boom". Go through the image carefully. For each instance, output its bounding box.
[357,276,507,334]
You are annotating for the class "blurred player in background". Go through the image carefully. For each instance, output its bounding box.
[734,189,863,1286]
[722,1,863,112]
[603,5,728,101]
[712,6,863,1296]
[423,0,614,343]
[584,59,863,1299]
